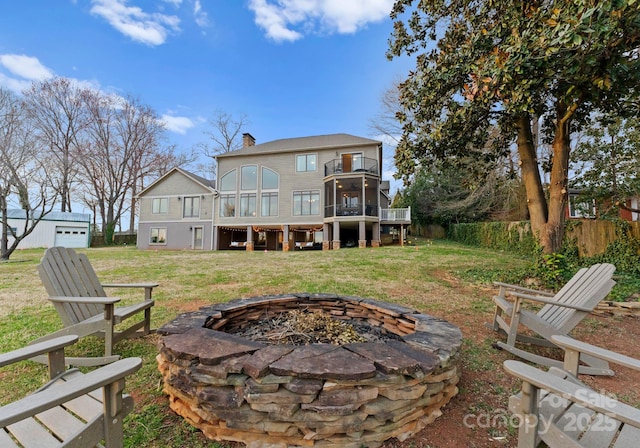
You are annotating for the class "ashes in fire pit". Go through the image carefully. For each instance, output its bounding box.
[232,309,403,345]
[157,293,462,448]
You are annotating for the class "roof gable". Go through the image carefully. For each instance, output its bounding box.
[138,167,215,197]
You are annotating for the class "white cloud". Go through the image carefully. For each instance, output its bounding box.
[90,0,181,46]
[192,0,208,28]
[248,0,394,42]
[0,54,54,80]
[161,114,195,134]
[162,0,183,5]
[0,54,54,92]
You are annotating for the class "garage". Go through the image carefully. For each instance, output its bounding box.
[54,226,89,248]
[3,210,91,249]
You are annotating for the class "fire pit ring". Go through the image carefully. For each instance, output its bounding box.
[157,293,462,448]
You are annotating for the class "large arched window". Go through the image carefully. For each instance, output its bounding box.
[219,169,236,191]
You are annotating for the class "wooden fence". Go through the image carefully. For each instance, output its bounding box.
[440,219,639,257]
[566,220,640,257]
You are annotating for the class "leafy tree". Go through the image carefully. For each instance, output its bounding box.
[571,115,640,216]
[388,0,640,253]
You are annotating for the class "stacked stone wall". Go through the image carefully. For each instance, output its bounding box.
[157,293,462,448]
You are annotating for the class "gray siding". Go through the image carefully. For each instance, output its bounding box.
[215,142,380,227]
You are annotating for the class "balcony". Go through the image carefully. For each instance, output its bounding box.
[324,157,379,176]
[380,207,411,224]
[325,204,378,218]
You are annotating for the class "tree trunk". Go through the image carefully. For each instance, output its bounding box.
[515,114,551,251]
[1,193,8,260]
[544,101,572,254]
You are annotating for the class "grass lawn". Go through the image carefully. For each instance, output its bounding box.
[1,239,638,448]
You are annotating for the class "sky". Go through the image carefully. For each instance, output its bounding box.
[0,0,413,189]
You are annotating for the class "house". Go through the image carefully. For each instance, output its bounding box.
[567,189,639,221]
[2,210,91,249]
[136,133,410,251]
[137,168,217,250]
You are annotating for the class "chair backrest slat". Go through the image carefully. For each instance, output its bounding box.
[37,247,107,324]
[538,263,616,330]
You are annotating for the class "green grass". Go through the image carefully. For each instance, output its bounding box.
[0,240,636,447]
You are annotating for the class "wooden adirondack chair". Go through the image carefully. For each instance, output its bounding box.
[35,247,157,366]
[489,263,616,375]
[505,335,640,448]
[0,335,142,448]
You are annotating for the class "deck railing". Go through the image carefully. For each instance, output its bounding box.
[324,157,379,176]
[380,207,411,222]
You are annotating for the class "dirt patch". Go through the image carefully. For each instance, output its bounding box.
[379,309,640,448]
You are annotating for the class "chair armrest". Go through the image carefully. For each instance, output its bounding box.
[509,291,592,312]
[102,283,158,300]
[493,281,555,297]
[0,357,142,427]
[49,296,121,305]
[504,360,640,427]
[0,336,78,368]
[552,335,640,372]
[102,283,159,289]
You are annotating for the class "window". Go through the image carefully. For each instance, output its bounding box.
[296,154,317,172]
[343,192,359,208]
[219,169,236,191]
[150,228,167,244]
[183,196,200,218]
[219,194,236,217]
[262,167,279,189]
[241,165,258,190]
[568,195,595,218]
[293,190,320,216]
[152,197,168,214]
[240,193,256,217]
[261,192,278,216]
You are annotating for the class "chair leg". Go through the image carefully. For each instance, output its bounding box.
[144,307,151,334]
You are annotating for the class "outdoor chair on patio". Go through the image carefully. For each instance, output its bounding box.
[35,246,157,366]
[0,335,142,448]
[505,335,640,448]
[489,263,616,375]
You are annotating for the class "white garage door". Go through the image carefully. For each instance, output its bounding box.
[54,226,88,248]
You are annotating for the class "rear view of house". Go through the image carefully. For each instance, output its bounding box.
[136,133,410,250]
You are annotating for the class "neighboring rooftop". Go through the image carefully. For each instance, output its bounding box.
[2,210,91,222]
[215,133,382,158]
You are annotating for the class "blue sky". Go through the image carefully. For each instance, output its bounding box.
[0,1,412,188]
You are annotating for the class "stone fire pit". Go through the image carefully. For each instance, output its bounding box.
[157,293,462,448]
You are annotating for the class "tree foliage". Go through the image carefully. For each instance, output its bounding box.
[571,115,640,216]
[388,0,640,253]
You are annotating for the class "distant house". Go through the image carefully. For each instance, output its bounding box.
[2,210,91,249]
[136,133,410,251]
[566,189,639,221]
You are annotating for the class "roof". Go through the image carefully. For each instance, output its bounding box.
[137,167,216,197]
[215,133,382,159]
[3,210,91,222]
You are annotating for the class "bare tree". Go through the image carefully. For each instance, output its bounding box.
[22,77,87,212]
[0,88,57,260]
[203,110,248,154]
[77,91,166,244]
[368,81,407,146]
[197,110,248,177]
